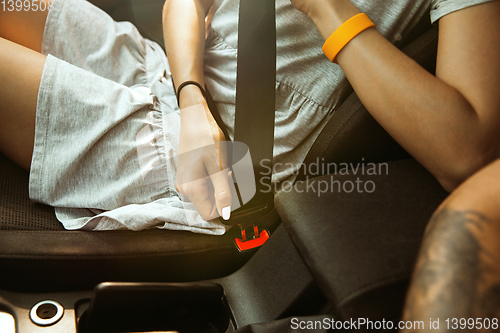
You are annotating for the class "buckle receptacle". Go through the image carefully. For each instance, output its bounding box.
[234,224,270,252]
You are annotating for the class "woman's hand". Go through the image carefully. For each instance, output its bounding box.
[289,0,313,16]
[175,101,232,221]
[289,0,360,40]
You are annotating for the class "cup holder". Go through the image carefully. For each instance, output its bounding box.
[77,282,230,333]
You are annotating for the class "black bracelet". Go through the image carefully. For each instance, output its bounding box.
[176,81,208,106]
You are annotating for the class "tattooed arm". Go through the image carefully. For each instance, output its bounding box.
[402,159,500,332]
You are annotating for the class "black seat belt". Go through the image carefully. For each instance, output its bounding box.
[233,0,276,212]
[219,0,276,249]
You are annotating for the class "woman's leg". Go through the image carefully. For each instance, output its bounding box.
[0,5,49,52]
[0,8,49,170]
[0,38,46,171]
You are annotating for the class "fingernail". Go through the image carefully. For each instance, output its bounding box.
[222,206,231,220]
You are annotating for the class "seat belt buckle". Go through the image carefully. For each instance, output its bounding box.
[234,224,270,252]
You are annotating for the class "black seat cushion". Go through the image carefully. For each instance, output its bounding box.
[276,159,448,321]
[0,153,63,231]
[0,227,261,292]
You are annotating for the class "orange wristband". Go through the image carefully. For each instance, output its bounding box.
[322,13,375,63]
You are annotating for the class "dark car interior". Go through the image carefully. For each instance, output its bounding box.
[0,0,450,332]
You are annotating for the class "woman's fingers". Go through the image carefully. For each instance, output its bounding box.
[176,141,232,221]
[178,177,217,221]
[209,168,232,220]
[176,168,231,221]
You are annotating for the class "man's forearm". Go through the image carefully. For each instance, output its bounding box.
[402,160,500,331]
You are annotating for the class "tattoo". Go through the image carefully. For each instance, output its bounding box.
[403,207,500,328]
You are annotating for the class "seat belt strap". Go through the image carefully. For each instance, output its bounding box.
[232,0,276,219]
